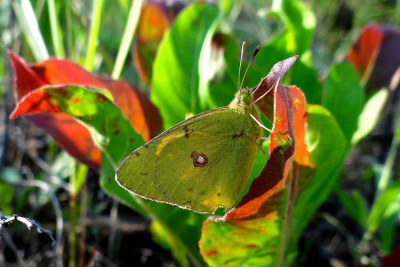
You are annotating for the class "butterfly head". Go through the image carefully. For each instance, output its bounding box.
[229,88,256,114]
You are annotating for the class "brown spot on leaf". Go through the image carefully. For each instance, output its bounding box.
[204,250,218,256]
[245,244,259,249]
[134,151,140,157]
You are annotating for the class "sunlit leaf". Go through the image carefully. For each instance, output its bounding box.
[352,88,389,144]
[322,62,364,143]
[9,52,162,169]
[151,2,221,128]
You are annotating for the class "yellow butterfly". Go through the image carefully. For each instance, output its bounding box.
[116,45,270,214]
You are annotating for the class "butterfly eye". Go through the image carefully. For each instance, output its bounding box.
[191,152,208,167]
[240,93,252,106]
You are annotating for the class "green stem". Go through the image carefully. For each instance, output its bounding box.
[12,0,49,61]
[69,159,88,267]
[85,0,104,71]
[65,0,73,59]
[47,0,65,57]
[69,196,77,267]
[111,0,144,79]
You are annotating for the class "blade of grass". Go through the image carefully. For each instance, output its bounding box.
[112,0,144,79]
[376,98,400,196]
[65,0,73,59]
[47,0,65,58]
[85,0,104,71]
[12,0,49,61]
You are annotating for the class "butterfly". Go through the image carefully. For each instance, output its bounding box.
[115,45,273,214]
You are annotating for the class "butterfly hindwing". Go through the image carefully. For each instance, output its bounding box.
[116,107,262,213]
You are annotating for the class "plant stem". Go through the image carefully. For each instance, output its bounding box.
[12,0,49,61]
[111,0,144,79]
[85,0,104,71]
[47,0,65,57]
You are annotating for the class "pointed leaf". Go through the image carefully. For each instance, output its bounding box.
[151,2,221,128]
[352,88,389,144]
[368,181,400,234]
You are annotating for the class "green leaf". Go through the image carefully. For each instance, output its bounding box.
[352,88,389,144]
[322,62,364,143]
[381,201,400,253]
[0,168,20,215]
[336,188,369,229]
[291,104,347,248]
[291,51,321,104]
[151,2,221,128]
[274,0,316,54]
[368,181,400,235]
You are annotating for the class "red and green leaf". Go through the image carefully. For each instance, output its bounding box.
[346,23,400,90]
[9,52,162,170]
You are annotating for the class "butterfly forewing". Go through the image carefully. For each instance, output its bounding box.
[116,107,262,213]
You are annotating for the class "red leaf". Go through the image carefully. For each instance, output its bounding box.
[133,1,182,85]
[381,246,400,267]
[29,56,162,140]
[28,113,101,169]
[8,52,162,170]
[225,55,313,219]
[234,55,313,218]
[200,56,316,264]
[226,83,296,219]
[346,23,400,90]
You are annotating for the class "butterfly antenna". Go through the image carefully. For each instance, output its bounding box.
[252,77,281,105]
[239,45,260,89]
[238,42,247,91]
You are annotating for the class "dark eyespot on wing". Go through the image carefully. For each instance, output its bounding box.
[191,152,208,167]
[140,172,148,175]
[217,192,221,197]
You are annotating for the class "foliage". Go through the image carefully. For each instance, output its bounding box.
[1,0,400,266]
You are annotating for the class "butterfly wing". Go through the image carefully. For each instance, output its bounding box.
[116,107,262,213]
